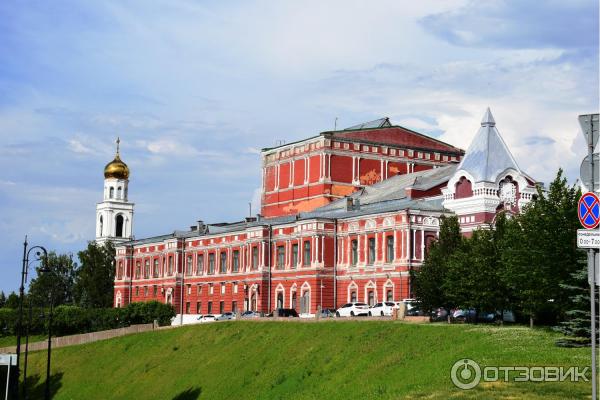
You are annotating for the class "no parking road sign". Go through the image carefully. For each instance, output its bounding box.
[579,192,600,229]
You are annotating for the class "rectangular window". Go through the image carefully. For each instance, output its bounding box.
[185,302,191,314]
[252,246,259,269]
[386,236,394,262]
[197,284,202,295]
[186,255,193,276]
[196,302,201,314]
[135,286,139,296]
[168,256,174,275]
[368,238,376,265]
[209,284,214,295]
[135,262,141,279]
[144,260,150,279]
[386,289,393,302]
[207,301,213,314]
[220,252,227,273]
[219,301,225,314]
[144,286,148,297]
[303,241,311,266]
[221,284,226,295]
[153,259,159,278]
[351,239,358,266]
[292,244,298,268]
[208,253,215,274]
[277,245,285,269]
[232,250,240,272]
[196,254,204,275]
[232,301,238,313]
[153,285,157,297]
[187,284,191,295]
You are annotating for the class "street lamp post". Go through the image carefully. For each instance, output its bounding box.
[38,264,54,400]
[16,237,47,396]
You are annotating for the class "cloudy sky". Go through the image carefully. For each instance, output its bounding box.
[0,0,598,294]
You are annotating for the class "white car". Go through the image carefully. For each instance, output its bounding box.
[197,314,216,323]
[368,302,397,317]
[335,302,370,317]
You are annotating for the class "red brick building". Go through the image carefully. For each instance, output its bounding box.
[109,109,538,316]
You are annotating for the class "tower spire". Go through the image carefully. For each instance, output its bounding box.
[116,137,121,156]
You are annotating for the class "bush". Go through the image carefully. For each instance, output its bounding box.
[0,301,175,338]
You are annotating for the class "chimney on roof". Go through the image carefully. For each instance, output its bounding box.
[245,216,257,223]
[197,220,206,233]
[256,214,262,222]
[354,198,360,210]
[346,197,353,211]
[190,225,197,231]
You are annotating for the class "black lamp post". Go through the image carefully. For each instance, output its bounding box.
[16,237,47,395]
[38,263,54,400]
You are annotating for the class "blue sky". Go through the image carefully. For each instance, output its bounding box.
[0,0,598,294]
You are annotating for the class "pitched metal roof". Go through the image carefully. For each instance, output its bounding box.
[456,108,522,182]
[316,165,456,212]
[343,117,391,130]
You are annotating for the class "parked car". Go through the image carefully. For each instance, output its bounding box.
[270,308,299,318]
[317,308,336,318]
[430,307,449,322]
[368,302,396,317]
[241,310,261,319]
[215,312,236,321]
[197,314,216,323]
[335,302,370,317]
[402,299,424,316]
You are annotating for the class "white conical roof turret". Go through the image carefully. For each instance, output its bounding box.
[456,108,521,182]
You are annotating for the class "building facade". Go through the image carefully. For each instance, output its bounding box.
[111,109,538,315]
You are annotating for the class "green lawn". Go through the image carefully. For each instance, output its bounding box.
[21,321,592,399]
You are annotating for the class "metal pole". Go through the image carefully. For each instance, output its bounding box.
[592,272,597,400]
[16,236,28,381]
[588,116,597,400]
[23,301,33,400]
[45,298,53,400]
[5,364,10,400]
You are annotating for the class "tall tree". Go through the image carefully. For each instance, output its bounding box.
[444,224,510,315]
[412,216,462,313]
[4,292,19,308]
[502,169,584,327]
[28,252,78,307]
[0,291,5,308]
[74,241,116,308]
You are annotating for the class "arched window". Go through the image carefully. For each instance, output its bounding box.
[115,215,124,237]
[117,187,122,199]
[99,215,103,237]
[109,187,114,199]
[117,261,123,280]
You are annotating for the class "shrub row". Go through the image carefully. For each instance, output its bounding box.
[0,301,175,338]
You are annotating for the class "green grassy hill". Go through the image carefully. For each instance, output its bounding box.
[22,321,591,399]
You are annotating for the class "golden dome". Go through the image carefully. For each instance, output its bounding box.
[104,138,130,180]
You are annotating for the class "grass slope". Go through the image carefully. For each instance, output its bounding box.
[22,321,591,399]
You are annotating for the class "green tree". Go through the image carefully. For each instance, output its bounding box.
[444,224,510,317]
[412,216,462,314]
[556,263,592,342]
[4,292,20,309]
[502,169,584,327]
[28,252,78,307]
[74,241,116,308]
[0,291,5,308]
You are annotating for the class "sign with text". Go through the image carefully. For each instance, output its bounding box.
[579,230,600,249]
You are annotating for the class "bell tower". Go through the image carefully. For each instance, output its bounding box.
[96,138,134,245]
